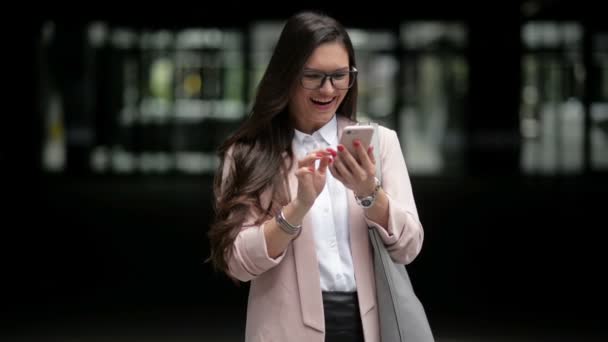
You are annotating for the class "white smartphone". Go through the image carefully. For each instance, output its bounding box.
[339,124,374,156]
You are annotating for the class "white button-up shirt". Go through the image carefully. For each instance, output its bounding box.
[293,115,356,292]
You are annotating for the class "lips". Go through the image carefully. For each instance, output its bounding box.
[311,98,334,105]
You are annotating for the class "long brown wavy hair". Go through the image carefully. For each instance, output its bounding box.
[208,11,359,274]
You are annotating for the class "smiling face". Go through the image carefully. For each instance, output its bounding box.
[288,41,351,134]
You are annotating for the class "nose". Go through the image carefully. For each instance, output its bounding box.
[319,76,336,94]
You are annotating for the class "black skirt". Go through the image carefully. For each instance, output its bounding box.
[322,291,365,342]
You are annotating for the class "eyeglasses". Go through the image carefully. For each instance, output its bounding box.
[299,67,358,90]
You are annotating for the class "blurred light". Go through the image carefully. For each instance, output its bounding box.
[523,85,539,105]
[90,146,110,172]
[112,146,137,173]
[401,22,466,49]
[42,21,55,44]
[521,117,539,139]
[591,103,608,170]
[175,152,217,174]
[183,73,202,97]
[111,28,137,49]
[150,58,173,99]
[87,22,108,48]
[139,152,172,173]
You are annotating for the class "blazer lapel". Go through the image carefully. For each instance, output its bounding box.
[346,185,376,314]
[338,116,376,315]
[288,141,324,333]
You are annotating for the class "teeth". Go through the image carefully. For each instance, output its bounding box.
[312,98,333,104]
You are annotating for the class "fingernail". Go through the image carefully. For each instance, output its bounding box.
[309,166,315,172]
[337,145,344,152]
[326,148,337,157]
[368,145,374,153]
[316,152,325,157]
[353,140,360,147]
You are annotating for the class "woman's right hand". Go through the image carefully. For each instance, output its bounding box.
[294,149,333,208]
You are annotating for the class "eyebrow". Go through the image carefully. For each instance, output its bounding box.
[302,67,350,73]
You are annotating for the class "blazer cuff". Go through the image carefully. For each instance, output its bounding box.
[364,198,402,246]
[230,223,286,279]
[246,223,286,270]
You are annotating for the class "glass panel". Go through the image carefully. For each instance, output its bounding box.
[40,21,67,173]
[591,33,608,171]
[249,22,283,105]
[137,29,175,174]
[173,29,245,175]
[40,23,247,176]
[399,22,468,176]
[520,21,584,175]
[40,21,102,174]
[347,29,399,129]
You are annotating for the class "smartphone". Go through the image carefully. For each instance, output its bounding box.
[339,125,374,156]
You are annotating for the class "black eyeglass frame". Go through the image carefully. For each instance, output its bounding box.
[299,66,358,90]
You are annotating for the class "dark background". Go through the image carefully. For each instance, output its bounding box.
[4,1,608,340]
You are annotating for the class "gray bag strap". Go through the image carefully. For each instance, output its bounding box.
[368,121,435,342]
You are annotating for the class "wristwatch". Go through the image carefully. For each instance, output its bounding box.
[355,177,381,208]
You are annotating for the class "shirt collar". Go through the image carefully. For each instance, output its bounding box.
[293,114,338,146]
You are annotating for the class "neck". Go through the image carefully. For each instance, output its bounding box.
[292,116,334,135]
[296,123,320,135]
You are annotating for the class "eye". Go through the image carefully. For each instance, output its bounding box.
[331,72,348,80]
[302,72,324,80]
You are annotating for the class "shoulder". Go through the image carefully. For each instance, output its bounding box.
[373,123,399,148]
[372,124,405,162]
[376,124,396,138]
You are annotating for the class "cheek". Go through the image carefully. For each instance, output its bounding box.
[290,91,307,106]
[299,91,313,105]
[298,94,310,108]
[290,94,311,114]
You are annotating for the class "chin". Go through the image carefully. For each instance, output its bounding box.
[314,111,336,121]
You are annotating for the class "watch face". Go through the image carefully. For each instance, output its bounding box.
[361,199,372,207]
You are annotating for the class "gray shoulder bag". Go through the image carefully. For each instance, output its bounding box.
[369,122,435,342]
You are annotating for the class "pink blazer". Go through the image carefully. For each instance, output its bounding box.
[222,115,424,342]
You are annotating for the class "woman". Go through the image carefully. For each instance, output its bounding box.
[208,11,424,342]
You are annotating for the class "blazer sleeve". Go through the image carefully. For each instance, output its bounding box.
[364,127,424,265]
[218,147,286,282]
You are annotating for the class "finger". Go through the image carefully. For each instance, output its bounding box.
[367,145,376,165]
[333,154,356,184]
[312,148,332,156]
[295,166,314,178]
[326,147,338,159]
[329,162,346,184]
[297,152,324,168]
[354,140,375,175]
[337,144,367,182]
[333,152,353,182]
[317,156,331,175]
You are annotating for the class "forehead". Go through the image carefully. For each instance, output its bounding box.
[304,42,349,71]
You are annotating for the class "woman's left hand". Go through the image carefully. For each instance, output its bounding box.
[327,140,377,197]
